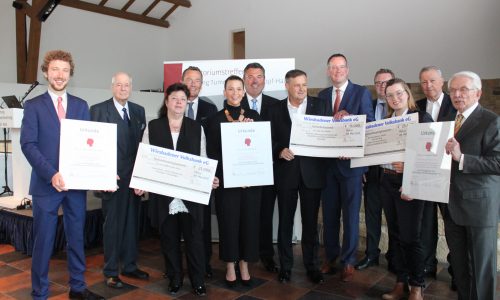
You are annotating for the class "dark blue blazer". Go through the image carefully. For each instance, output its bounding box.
[21,92,90,196]
[318,81,375,177]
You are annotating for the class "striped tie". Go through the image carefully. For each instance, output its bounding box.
[454,114,464,136]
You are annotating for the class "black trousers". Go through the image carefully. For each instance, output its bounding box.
[101,188,140,277]
[277,184,321,272]
[362,166,383,259]
[215,187,261,262]
[203,192,214,268]
[259,185,277,260]
[380,171,425,287]
[160,211,205,287]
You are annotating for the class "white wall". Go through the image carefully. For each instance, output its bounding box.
[1,0,499,91]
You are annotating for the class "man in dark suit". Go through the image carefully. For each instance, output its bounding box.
[355,68,395,271]
[90,72,148,288]
[444,71,499,300]
[181,66,218,278]
[21,50,103,300]
[241,62,280,273]
[269,69,327,284]
[318,53,375,282]
[416,66,457,284]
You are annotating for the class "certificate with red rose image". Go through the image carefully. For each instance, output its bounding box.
[220,121,273,188]
[401,121,454,203]
[59,119,117,190]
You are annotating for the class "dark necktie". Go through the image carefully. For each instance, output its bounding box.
[188,102,195,120]
[333,89,341,115]
[122,107,130,125]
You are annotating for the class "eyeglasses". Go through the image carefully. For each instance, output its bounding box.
[449,87,476,95]
[386,90,406,100]
[375,80,389,86]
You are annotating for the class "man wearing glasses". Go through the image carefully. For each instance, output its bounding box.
[444,71,499,300]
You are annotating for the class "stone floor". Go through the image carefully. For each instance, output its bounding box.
[0,238,464,299]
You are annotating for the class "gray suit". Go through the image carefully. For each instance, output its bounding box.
[444,104,500,300]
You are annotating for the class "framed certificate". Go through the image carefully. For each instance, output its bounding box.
[59,119,117,190]
[220,121,274,188]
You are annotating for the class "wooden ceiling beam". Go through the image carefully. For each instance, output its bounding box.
[142,0,159,16]
[60,0,170,28]
[162,0,190,8]
[121,0,135,11]
[15,5,28,83]
[99,0,108,6]
[24,0,43,83]
[161,4,178,20]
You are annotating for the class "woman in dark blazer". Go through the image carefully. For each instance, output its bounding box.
[147,83,219,297]
[206,75,262,287]
[380,78,433,300]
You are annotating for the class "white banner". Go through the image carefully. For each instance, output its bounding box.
[164,58,295,97]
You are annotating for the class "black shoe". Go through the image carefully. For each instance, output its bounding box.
[225,279,238,288]
[205,265,213,279]
[423,267,437,278]
[69,289,105,300]
[241,277,253,287]
[105,276,124,289]
[193,285,207,296]
[168,281,182,294]
[307,270,324,284]
[121,269,149,280]
[354,256,379,270]
[261,257,279,273]
[278,270,291,283]
[450,278,457,291]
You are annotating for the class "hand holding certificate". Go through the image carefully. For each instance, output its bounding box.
[401,122,454,203]
[59,119,117,190]
[351,113,418,167]
[289,114,366,157]
[130,143,217,205]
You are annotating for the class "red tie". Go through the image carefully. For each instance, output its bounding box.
[57,96,66,120]
[333,88,341,115]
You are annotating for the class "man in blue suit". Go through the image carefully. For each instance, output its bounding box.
[318,53,375,282]
[20,50,103,300]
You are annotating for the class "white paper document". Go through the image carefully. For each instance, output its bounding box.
[220,121,274,188]
[289,114,366,158]
[401,122,454,203]
[130,143,217,205]
[351,113,419,168]
[59,119,117,190]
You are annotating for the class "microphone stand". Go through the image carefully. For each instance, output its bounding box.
[0,81,39,196]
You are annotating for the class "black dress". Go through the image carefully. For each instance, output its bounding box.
[206,104,262,262]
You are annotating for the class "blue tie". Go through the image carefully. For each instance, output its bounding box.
[122,107,130,125]
[188,102,195,120]
[378,102,387,120]
[251,98,258,113]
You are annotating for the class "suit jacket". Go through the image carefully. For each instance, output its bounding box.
[416,93,456,121]
[90,99,146,187]
[196,98,218,129]
[447,105,500,227]
[240,94,279,121]
[21,92,90,196]
[318,80,375,177]
[268,96,328,190]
